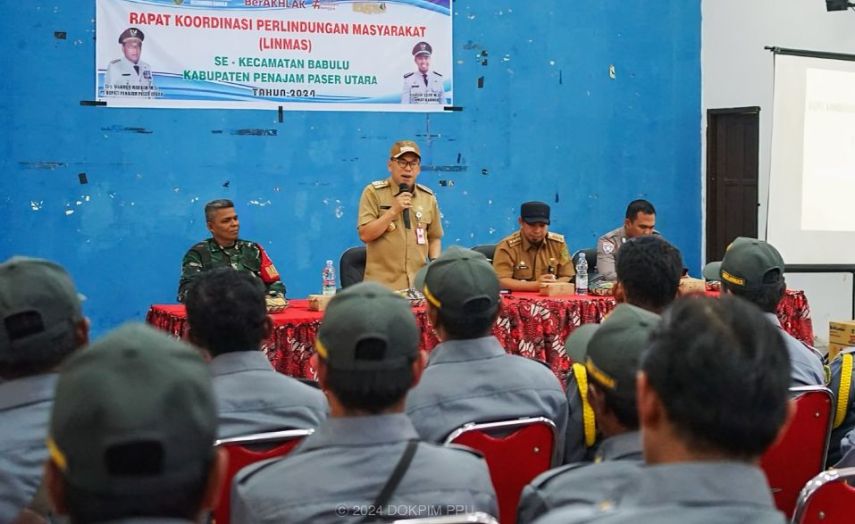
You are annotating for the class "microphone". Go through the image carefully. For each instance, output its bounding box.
[398,183,412,229]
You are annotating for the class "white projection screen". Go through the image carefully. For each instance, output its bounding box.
[768,52,855,264]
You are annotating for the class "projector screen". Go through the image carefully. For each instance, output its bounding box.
[768,53,855,264]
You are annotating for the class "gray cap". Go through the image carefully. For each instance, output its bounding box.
[564,324,599,364]
[416,246,500,318]
[0,257,82,357]
[48,323,216,494]
[316,282,419,371]
[703,237,785,291]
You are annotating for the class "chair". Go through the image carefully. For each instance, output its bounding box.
[393,513,499,524]
[339,246,367,288]
[212,428,313,524]
[572,247,598,273]
[470,244,497,263]
[760,386,833,519]
[793,467,855,524]
[444,417,558,524]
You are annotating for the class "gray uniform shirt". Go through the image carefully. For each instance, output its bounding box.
[596,227,662,282]
[0,373,56,522]
[405,336,568,460]
[211,351,327,439]
[401,70,444,104]
[231,413,497,523]
[531,462,785,524]
[518,432,643,524]
[764,313,825,387]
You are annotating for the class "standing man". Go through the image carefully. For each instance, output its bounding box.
[0,257,88,522]
[105,27,154,94]
[177,199,285,303]
[597,199,657,281]
[358,140,443,290]
[402,41,445,104]
[492,201,574,292]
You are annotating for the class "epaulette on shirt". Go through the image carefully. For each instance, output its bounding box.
[507,231,522,247]
[433,71,443,77]
[110,59,120,64]
[547,232,566,243]
[529,463,588,488]
[446,443,486,460]
[403,72,415,78]
[371,180,390,189]
[416,183,433,195]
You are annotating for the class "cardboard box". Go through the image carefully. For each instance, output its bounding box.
[539,282,575,296]
[308,294,334,312]
[830,320,855,346]
[828,341,853,362]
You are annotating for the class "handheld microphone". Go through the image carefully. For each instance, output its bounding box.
[398,183,412,229]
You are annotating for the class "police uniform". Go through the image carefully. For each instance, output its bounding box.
[232,413,497,523]
[0,374,57,522]
[531,462,785,524]
[493,231,575,283]
[177,238,286,302]
[357,178,443,290]
[405,336,569,458]
[402,41,444,104]
[210,351,327,439]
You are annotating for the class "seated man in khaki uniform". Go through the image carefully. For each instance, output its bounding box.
[357,140,443,290]
[492,201,574,291]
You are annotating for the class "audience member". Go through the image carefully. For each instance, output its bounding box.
[407,246,568,456]
[44,323,225,523]
[185,268,327,439]
[232,282,496,523]
[535,295,792,523]
[0,257,88,522]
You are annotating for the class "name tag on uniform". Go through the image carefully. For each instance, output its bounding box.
[416,227,427,245]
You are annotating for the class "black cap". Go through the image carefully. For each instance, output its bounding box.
[521,201,550,225]
[118,27,145,44]
[412,41,432,57]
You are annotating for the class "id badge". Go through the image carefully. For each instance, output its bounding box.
[416,227,427,245]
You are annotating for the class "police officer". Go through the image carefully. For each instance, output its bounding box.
[597,199,658,281]
[231,283,497,523]
[177,199,286,303]
[492,201,574,292]
[105,27,154,95]
[401,41,445,104]
[357,140,443,290]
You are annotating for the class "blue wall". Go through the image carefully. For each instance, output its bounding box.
[0,1,701,337]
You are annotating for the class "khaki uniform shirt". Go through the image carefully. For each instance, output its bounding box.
[493,231,574,283]
[358,178,443,290]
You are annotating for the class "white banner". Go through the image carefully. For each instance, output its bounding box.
[95,0,453,111]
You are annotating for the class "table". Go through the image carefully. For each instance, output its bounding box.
[147,289,814,382]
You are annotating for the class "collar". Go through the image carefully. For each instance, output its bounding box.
[207,237,238,251]
[300,413,419,451]
[0,373,58,411]
[764,312,783,329]
[637,462,776,508]
[594,431,642,462]
[427,336,506,365]
[209,350,273,376]
[519,231,546,252]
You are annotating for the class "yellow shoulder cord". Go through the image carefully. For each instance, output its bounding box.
[834,353,853,430]
[572,363,597,447]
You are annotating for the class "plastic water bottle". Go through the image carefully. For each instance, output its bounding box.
[322,260,336,296]
[576,252,589,295]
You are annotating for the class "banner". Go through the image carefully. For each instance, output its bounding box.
[95,0,453,111]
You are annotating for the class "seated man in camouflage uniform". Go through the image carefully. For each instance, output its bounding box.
[177,199,285,303]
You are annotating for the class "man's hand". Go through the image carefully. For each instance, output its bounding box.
[391,190,413,215]
[538,273,557,284]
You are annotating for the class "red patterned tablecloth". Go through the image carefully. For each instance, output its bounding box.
[147,290,813,382]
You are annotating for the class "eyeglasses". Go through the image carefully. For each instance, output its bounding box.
[392,158,420,169]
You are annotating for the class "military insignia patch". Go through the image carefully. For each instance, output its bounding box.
[602,242,615,255]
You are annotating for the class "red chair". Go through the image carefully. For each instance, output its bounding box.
[760,386,833,519]
[444,417,558,524]
[212,428,313,524]
[793,467,855,524]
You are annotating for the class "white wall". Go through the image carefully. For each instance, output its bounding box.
[703,1,855,339]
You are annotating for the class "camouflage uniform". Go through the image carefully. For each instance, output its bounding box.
[177,238,285,302]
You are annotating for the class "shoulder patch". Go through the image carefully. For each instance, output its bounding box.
[416,183,433,195]
[547,232,565,243]
[371,180,390,189]
[433,71,443,77]
[444,443,485,460]
[602,241,615,255]
[404,72,415,78]
[532,463,587,488]
[109,59,121,64]
[507,231,522,247]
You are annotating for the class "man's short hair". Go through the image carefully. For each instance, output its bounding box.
[642,295,791,460]
[0,257,83,379]
[615,236,682,312]
[185,268,268,356]
[317,282,420,413]
[204,199,234,222]
[625,199,656,220]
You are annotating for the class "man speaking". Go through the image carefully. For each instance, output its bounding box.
[357,140,443,290]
